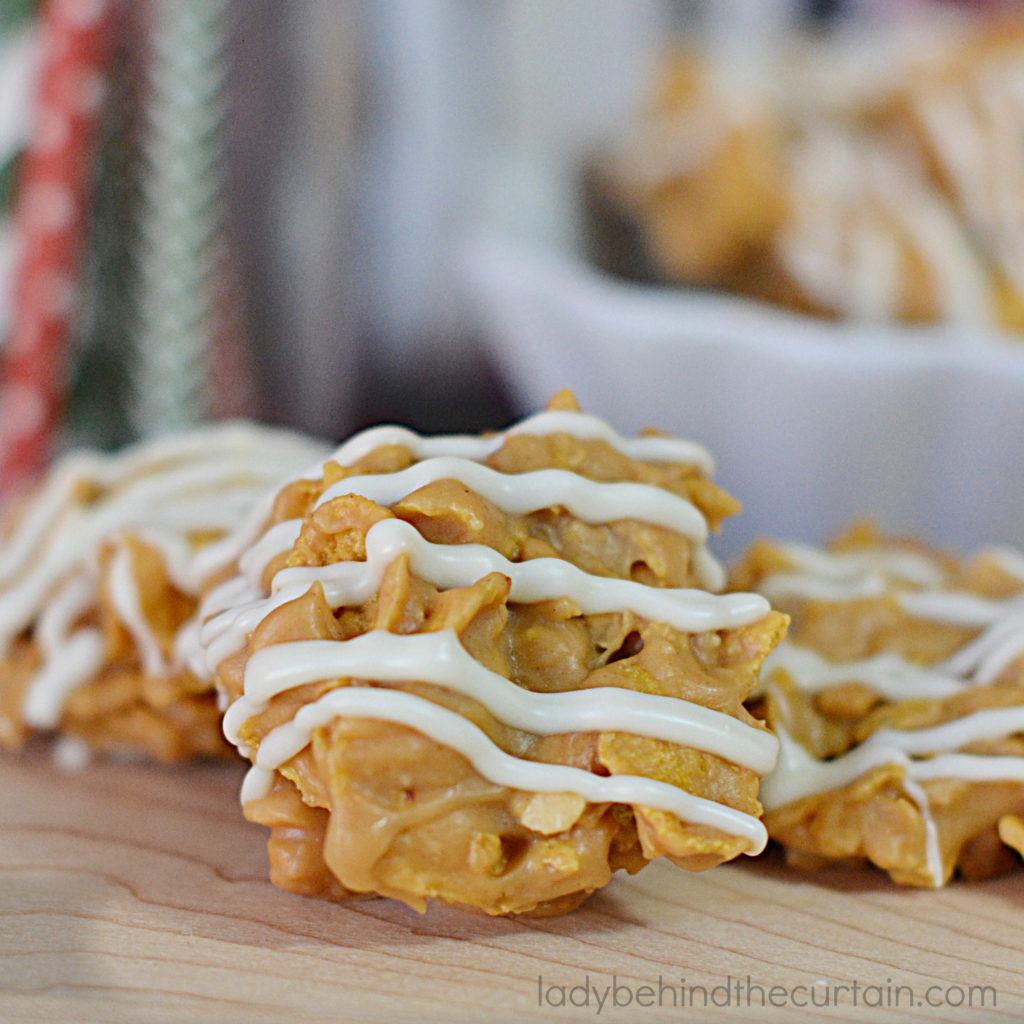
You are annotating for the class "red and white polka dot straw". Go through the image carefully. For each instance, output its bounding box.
[0,0,116,499]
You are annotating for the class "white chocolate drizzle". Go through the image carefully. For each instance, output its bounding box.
[22,573,106,730]
[228,628,777,776]
[203,408,776,854]
[320,457,710,542]
[21,629,106,730]
[108,541,166,677]
[778,126,992,325]
[913,47,1024,300]
[328,409,716,475]
[762,645,966,702]
[198,517,768,678]
[986,546,1024,583]
[244,684,768,854]
[755,538,1024,884]
[758,540,947,601]
[191,408,728,670]
[1,422,329,731]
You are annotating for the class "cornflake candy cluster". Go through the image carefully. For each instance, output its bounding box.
[734,523,1024,887]
[193,393,786,916]
[0,422,328,763]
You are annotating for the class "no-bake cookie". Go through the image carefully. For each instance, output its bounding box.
[0,422,327,763]
[733,524,1024,886]
[196,394,786,915]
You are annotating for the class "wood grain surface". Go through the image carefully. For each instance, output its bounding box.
[2,747,1023,1024]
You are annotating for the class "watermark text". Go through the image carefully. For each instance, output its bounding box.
[536,974,997,1013]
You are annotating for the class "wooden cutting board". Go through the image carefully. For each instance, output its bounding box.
[2,748,1023,1024]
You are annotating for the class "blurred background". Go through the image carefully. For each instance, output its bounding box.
[1,0,1023,559]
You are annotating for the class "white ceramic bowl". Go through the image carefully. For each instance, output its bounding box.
[461,237,1024,562]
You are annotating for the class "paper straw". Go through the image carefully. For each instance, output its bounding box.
[0,0,117,498]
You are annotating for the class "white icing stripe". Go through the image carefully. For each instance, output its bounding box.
[780,122,993,325]
[771,541,946,589]
[193,575,264,668]
[21,629,105,729]
[900,774,943,887]
[130,528,204,595]
[865,706,1024,759]
[910,753,1024,784]
[763,728,901,812]
[897,589,1024,627]
[762,644,965,701]
[36,573,94,656]
[986,547,1024,583]
[187,489,283,591]
[758,542,950,603]
[757,571,887,603]
[227,629,778,774]
[325,518,759,629]
[108,542,165,677]
[938,611,1024,685]
[0,460,85,582]
[22,573,104,730]
[199,518,768,675]
[238,520,304,589]
[763,706,1024,813]
[244,686,768,855]
[763,721,1024,887]
[132,490,276,536]
[317,458,711,546]
[870,145,991,324]
[328,410,715,475]
[916,57,1024,301]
